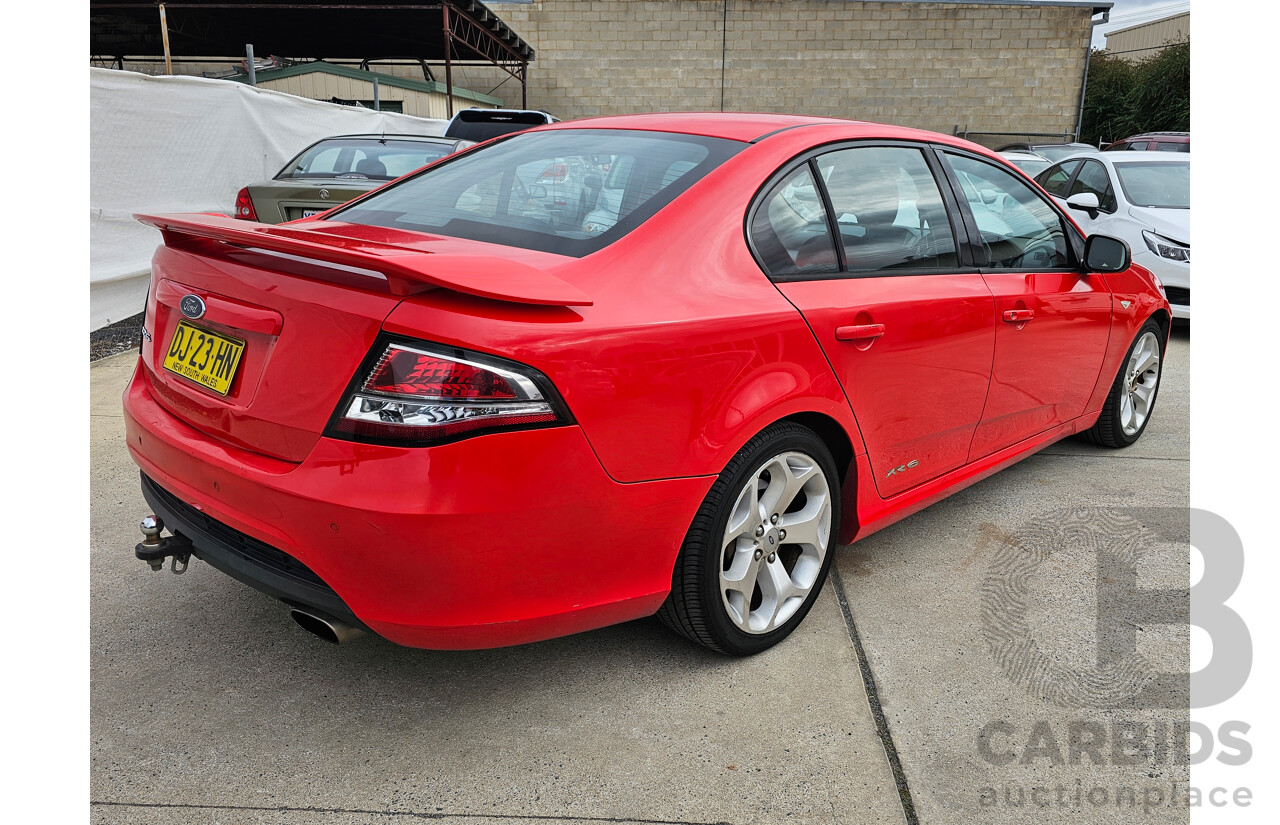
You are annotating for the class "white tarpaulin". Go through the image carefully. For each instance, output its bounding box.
[89,68,446,331]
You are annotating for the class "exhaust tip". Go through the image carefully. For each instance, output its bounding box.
[290,608,365,644]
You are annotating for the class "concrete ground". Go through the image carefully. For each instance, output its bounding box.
[90,327,1189,825]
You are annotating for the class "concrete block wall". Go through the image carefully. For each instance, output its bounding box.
[483,1,1094,138]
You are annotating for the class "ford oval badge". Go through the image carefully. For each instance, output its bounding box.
[180,294,206,320]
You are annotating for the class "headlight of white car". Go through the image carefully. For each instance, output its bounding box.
[1142,230,1190,263]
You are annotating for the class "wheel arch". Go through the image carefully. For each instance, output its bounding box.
[778,411,855,485]
[1150,307,1171,346]
[755,409,862,543]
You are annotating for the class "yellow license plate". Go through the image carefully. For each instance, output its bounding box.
[163,321,246,396]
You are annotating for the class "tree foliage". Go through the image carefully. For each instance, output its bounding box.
[1080,41,1190,146]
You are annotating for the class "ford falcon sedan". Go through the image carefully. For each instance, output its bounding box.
[126,113,1169,655]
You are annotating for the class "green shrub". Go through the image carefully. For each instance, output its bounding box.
[1081,41,1189,146]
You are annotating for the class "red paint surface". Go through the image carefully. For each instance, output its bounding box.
[125,113,1169,648]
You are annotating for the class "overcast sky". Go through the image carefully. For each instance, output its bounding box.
[1092,0,1191,49]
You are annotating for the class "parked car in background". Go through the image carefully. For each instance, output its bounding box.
[1104,132,1190,152]
[1036,152,1189,318]
[235,134,470,224]
[443,108,559,142]
[128,114,1168,656]
[998,149,1053,178]
[995,141,1100,162]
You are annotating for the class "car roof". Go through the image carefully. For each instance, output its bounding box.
[999,150,1050,160]
[312,134,457,142]
[1098,152,1191,164]
[1122,132,1190,140]
[536,112,990,146]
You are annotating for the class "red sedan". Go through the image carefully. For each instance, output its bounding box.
[125,113,1169,655]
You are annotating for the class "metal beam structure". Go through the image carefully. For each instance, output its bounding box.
[90,1,532,110]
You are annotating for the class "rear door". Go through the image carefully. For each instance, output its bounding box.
[937,150,1112,459]
[759,143,995,498]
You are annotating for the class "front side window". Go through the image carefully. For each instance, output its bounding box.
[814,146,958,272]
[1038,160,1083,198]
[749,165,839,277]
[334,129,743,256]
[945,153,1073,270]
[1069,160,1117,212]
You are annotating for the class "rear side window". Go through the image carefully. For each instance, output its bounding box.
[334,130,743,256]
[1155,142,1189,152]
[1125,141,1149,151]
[815,146,958,272]
[749,165,839,277]
[1038,160,1082,198]
[945,153,1073,270]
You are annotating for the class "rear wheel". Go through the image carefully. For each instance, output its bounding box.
[1080,319,1164,447]
[657,422,840,655]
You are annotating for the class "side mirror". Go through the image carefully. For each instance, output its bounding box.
[1066,192,1100,215]
[1083,234,1130,273]
[526,184,547,199]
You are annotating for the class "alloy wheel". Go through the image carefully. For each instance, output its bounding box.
[1120,331,1161,436]
[718,452,832,634]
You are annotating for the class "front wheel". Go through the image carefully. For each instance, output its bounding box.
[657,422,840,655]
[1080,319,1165,448]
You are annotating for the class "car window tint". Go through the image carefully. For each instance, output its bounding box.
[1069,160,1116,212]
[945,153,1072,270]
[749,165,839,277]
[334,130,743,257]
[1039,160,1082,197]
[813,146,958,272]
[1155,142,1189,152]
[1126,142,1148,151]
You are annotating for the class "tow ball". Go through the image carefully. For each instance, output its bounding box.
[135,515,194,574]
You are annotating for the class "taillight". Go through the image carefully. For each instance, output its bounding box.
[234,187,258,221]
[537,163,569,182]
[327,337,570,446]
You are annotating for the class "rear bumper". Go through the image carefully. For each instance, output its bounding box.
[123,360,714,649]
[140,472,365,628]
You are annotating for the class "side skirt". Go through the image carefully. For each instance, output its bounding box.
[847,412,1097,544]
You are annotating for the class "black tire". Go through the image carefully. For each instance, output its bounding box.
[1080,318,1165,448]
[656,421,841,656]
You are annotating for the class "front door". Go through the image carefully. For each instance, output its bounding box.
[939,151,1113,458]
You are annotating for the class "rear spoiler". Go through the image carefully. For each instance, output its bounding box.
[134,213,593,307]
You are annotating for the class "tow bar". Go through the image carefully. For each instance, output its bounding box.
[135,515,194,574]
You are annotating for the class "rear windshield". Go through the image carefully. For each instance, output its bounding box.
[1115,161,1190,208]
[444,110,552,142]
[276,138,455,182]
[331,129,744,256]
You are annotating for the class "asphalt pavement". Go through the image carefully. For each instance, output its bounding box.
[90,327,1189,825]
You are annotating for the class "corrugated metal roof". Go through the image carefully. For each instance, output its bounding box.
[1104,10,1189,39]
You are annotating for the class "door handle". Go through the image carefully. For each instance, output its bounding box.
[835,323,886,341]
[1002,309,1034,324]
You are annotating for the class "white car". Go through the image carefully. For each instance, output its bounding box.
[998,150,1053,179]
[1036,153,1190,319]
